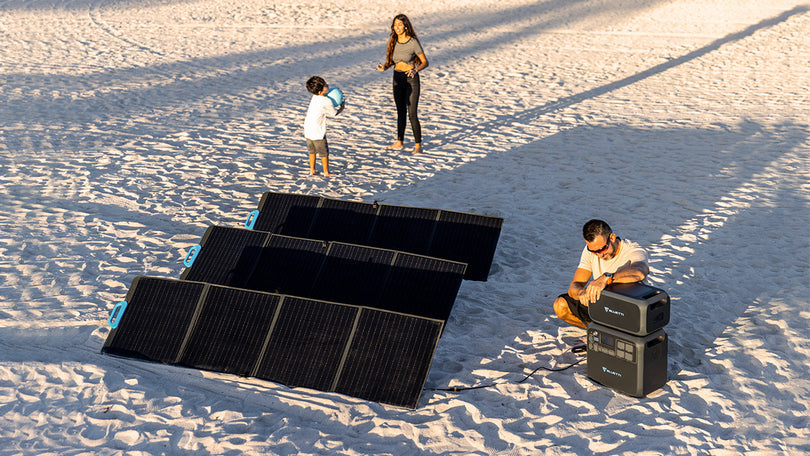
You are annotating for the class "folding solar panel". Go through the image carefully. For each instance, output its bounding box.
[251,192,504,281]
[310,243,395,307]
[181,227,466,320]
[253,297,358,392]
[181,226,269,288]
[179,286,281,376]
[307,198,379,245]
[253,192,321,235]
[429,210,504,281]
[104,277,447,409]
[245,235,328,296]
[104,191,492,409]
[334,309,444,409]
[103,277,205,364]
[378,253,467,320]
[367,205,438,254]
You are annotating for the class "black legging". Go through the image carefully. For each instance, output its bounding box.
[392,70,421,143]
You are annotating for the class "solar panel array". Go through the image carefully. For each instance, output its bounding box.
[251,192,503,281]
[103,277,443,409]
[103,192,503,408]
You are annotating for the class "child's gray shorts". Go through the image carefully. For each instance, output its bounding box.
[306,138,329,157]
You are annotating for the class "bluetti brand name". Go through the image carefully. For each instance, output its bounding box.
[604,306,625,317]
[602,367,622,377]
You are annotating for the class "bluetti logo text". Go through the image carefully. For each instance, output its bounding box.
[602,367,622,377]
[604,306,625,317]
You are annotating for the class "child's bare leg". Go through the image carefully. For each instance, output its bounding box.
[322,157,333,176]
[309,154,317,175]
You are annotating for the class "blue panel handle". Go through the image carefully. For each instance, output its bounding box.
[183,244,201,267]
[245,210,259,230]
[109,300,128,328]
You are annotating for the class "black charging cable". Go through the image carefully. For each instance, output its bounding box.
[429,345,587,393]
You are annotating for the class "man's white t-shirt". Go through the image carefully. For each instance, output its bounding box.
[304,95,337,140]
[578,238,647,279]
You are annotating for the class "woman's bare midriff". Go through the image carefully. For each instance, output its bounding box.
[394,62,415,72]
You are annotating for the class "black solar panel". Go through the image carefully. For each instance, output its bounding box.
[181,226,269,288]
[253,192,321,235]
[104,278,446,409]
[379,253,467,320]
[180,227,466,321]
[253,297,358,392]
[310,243,395,307]
[251,192,503,281]
[179,286,281,376]
[102,277,205,364]
[308,198,379,245]
[368,205,438,254]
[335,309,444,409]
[429,210,503,281]
[245,235,328,296]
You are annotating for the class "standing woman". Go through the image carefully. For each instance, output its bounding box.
[376,14,429,154]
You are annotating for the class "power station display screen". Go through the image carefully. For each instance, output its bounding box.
[592,330,614,348]
[589,327,637,364]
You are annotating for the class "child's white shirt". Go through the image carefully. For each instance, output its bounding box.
[304,95,337,140]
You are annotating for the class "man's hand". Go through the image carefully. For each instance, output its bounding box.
[578,292,591,307]
[582,275,610,305]
[569,268,594,306]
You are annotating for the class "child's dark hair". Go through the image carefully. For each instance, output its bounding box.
[306,76,326,95]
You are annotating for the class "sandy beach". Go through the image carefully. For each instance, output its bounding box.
[1,0,809,454]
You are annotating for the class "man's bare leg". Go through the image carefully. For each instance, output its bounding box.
[553,296,587,329]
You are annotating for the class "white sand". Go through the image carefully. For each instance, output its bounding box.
[1,0,809,454]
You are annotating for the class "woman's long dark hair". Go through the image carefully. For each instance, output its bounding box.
[384,14,419,69]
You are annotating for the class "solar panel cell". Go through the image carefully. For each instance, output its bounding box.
[310,244,395,307]
[430,210,503,281]
[179,286,281,375]
[335,309,443,409]
[181,226,269,288]
[368,205,437,254]
[253,192,321,235]
[379,254,467,320]
[102,277,205,364]
[254,297,358,391]
[246,235,327,295]
[308,198,378,245]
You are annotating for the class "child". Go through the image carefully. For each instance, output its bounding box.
[304,76,345,176]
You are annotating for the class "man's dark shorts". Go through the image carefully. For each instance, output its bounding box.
[558,293,592,326]
[306,138,329,158]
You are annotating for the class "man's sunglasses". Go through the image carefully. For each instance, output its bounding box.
[587,239,611,254]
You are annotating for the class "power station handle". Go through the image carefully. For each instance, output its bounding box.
[646,334,666,348]
[642,290,661,299]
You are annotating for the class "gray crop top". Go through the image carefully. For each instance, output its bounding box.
[392,37,424,66]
